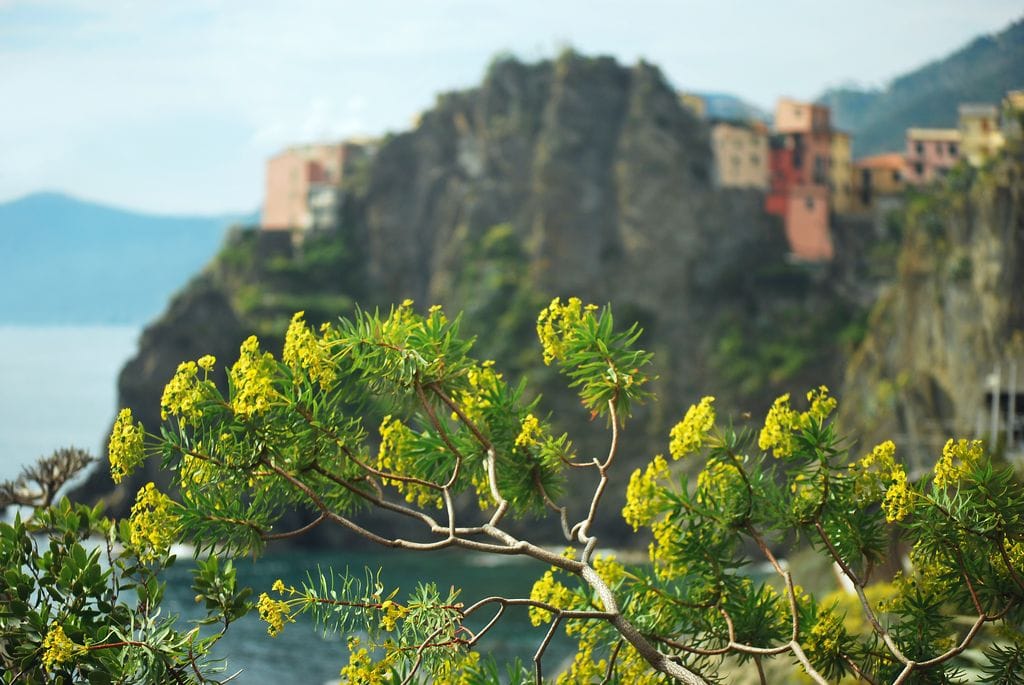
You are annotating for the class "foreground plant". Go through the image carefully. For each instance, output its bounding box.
[0,449,251,683]
[112,299,1024,683]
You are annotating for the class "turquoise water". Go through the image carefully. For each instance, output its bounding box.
[162,549,572,684]
[0,325,139,482]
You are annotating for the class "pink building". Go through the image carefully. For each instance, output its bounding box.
[766,99,836,262]
[262,141,369,231]
[784,185,832,261]
[903,128,960,185]
[774,99,830,135]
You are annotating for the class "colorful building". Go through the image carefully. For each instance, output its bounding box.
[1002,91,1024,140]
[853,153,906,212]
[958,103,1004,165]
[710,121,769,190]
[765,99,836,261]
[262,140,372,232]
[773,98,830,135]
[903,128,960,185]
[829,131,854,214]
[784,185,832,261]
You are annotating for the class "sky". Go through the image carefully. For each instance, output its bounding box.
[1,1,1021,216]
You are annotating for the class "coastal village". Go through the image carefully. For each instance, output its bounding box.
[259,88,1024,263]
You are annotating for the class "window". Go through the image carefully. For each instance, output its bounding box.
[949,143,958,155]
[806,196,815,210]
[893,170,901,182]
[915,141,924,155]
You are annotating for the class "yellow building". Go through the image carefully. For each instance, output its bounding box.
[958,103,1004,166]
[829,131,854,213]
[1002,90,1024,140]
[710,121,769,190]
[853,153,906,212]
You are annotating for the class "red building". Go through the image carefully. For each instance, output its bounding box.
[765,99,835,262]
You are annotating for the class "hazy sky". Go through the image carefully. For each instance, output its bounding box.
[1,1,1021,215]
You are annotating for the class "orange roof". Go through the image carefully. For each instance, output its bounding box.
[855,153,905,170]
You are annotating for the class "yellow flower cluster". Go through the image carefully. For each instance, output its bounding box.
[668,396,715,459]
[622,454,669,530]
[128,482,180,563]
[696,459,739,508]
[802,385,838,427]
[806,606,846,665]
[161,360,204,423]
[536,296,596,365]
[790,471,826,521]
[197,354,216,371]
[108,408,145,484]
[851,440,912,520]
[757,387,838,458]
[454,362,502,424]
[377,416,440,508]
[882,467,913,522]
[470,470,495,511]
[851,440,896,502]
[179,453,213,490]
[283,311,337,390]
[557,643,607,684]
[934,438,983,488]
[593,554,627,590]
[377,415,411,473]
[257,592,293,637]
[649,517,685,580]
[528,569,576,626]
[340,636,391,685]
[377,599,408,631]
[41,623,76,671]
[431,650,480,685]
[758,393,799,458]
[612,644,664,684]
[230,336,278,419]
[514,413,541,448]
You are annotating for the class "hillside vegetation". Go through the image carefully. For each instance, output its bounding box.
[819,18,1024,156]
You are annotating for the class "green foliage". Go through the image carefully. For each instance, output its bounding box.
[104,300,1024,683]
[0,477,251,683]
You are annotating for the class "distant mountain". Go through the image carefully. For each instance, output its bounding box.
[0,192,253,324]
[819,18,1024,157]
[693,91,770,123]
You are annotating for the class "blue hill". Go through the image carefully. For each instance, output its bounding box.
[692,91,770,123]
[0,192,254,324]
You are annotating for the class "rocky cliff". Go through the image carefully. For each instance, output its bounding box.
[76,52,860,542]
[841,149,1024,470]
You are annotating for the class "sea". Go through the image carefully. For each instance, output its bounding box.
[0,325,570,683]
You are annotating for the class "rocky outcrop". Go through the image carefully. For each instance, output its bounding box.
[76,52,861,542]
[841,153,1024,470]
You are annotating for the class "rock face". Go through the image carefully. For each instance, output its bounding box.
[841,153,1024,470]
[77,52,857,541]
[356,54,803,417]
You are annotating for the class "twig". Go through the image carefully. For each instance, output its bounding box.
[601,640,624,684]
[263,513,327,540]
[534,616,562,684]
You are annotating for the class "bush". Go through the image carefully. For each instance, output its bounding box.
[94,299,1024,683]
[0,449,251,684]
